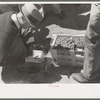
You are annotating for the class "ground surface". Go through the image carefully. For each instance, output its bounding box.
[0,4,91,84]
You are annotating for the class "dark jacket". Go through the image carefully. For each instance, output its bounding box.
[0,11,18,64]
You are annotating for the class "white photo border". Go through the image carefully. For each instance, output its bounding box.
[0,1,100,99]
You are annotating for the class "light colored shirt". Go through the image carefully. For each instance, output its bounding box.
[11,13,21,29]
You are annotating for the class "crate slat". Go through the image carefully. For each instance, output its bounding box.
[76,54,84,62]
[69,50,77,66]
[58,59,72,66]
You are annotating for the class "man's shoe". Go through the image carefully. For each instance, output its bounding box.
[71,73,89,83]
[72,73,100,83]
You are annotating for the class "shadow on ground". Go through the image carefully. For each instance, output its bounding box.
[1,60,83,84]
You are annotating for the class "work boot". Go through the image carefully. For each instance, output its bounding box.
[72,73,100,83]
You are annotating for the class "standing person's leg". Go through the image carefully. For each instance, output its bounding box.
[72,4,100,82]
[82,3,100,80]
[51,4,65,19]
[41,4,65,19]
[52,4,62,14]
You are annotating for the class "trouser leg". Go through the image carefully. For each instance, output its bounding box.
[1,35,30,83]
[81,4,100,80]
[52,4,62,14]
[2,35,29,68]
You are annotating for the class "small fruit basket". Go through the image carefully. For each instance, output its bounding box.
[50,34,85,67]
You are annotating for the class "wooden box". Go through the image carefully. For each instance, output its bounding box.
[50,34,84,67]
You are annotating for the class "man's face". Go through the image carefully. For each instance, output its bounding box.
[17,12,32,29]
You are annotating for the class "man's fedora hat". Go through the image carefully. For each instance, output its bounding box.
[19,3,44,27]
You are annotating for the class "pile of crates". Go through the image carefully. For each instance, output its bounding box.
[50,33,84,67]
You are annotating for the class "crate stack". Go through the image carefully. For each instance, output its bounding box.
[50,34,84,67]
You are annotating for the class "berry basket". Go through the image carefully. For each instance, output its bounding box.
[50,34,85,67]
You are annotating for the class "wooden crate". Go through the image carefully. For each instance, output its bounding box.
[50,34,84,67]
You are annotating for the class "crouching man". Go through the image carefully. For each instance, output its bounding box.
[0,3,44,83]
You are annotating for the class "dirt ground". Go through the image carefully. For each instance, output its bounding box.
[0,4,91,84]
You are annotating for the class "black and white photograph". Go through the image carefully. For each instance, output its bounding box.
[0,2,99,84]
[0,1,100,98]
